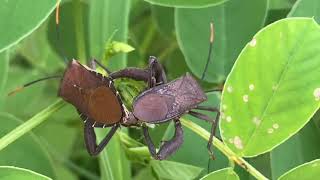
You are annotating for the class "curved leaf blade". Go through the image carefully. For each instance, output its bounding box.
[175,0,268,83]
[0,166,51,180]
[200,168,239,180]
[288,0,320,23]
[0,113,56,178]
[0,0,57,53]
[150,160,203,180]
[220,18,320,157]
[278,159,320,180]
[143,0,228,8]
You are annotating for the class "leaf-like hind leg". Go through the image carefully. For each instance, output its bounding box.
[143,119,183,160]
[84,121,119,156]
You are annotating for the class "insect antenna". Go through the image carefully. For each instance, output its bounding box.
[55,0,68,64]
[8,75,61,96]
[201,22,215,81]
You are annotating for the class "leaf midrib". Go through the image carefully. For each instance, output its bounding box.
[242,22,311,154]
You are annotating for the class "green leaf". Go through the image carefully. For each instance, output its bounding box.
[270,120,320,179]
[104,41,135,62]
[150,160,203,180]
[18,19,64,73]
[47,1,90,63]
[175,0,268,83]
[287,0,320,23]
[269,0,296,10]
[0,51,9,109]
[220,18,320,157]
[143,0,228,8]
[88,0,131,71]
[96,130,131,180]
[278,159,320,180]
[0,166,51,180]
[151,6,175,38]
[200,168,239,180]
[0,113,55,178]
[0,0,57,53]
[133,166,156,180]
[0,100,65,152]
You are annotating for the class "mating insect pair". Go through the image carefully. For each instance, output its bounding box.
[57,53,219,160]
[11,54,219,160]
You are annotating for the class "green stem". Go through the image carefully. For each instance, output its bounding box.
[73,0,87,63]
[180,118,268,180]
[0,100,66,151]
[158,41,178,62]
[140,21,156,56]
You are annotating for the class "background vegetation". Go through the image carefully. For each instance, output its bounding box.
[1,0,320,179]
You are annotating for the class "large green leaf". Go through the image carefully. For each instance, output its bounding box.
[0,0,57,53]
[278,159,320,180]
[288,0,320,23]
[0,113,55,178]
[88,0,131,71]
[220,18,320,157]
[200,168,239,180]
[0,166,51,180]
[175,0,268,83]
[150,160,203,180]
[143,0,227,8]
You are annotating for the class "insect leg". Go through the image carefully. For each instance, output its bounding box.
[143,119,183,160]
[188,109,220,159]
[148,56,167,86]
[91,59,112,74]
[84,121,119,156]
[109,68,150,81]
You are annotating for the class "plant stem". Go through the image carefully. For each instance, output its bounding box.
[180,118,268,180]
[140,20,156,57]
[73,0,87,63]
[158,41,178,63]
[0,100,65,151]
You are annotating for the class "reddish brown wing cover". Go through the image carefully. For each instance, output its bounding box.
[58,60,122,125]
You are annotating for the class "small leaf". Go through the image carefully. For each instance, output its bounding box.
[143,0,228,8]
[287,0,320,23]
[278,159,320,180]
[200,168,239,180]
[221,18,320,157]
[0,0,57,53]
[0,166,51,180]
[104,41,135,62]
[175,0,268,83]
[150,160,203,180]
